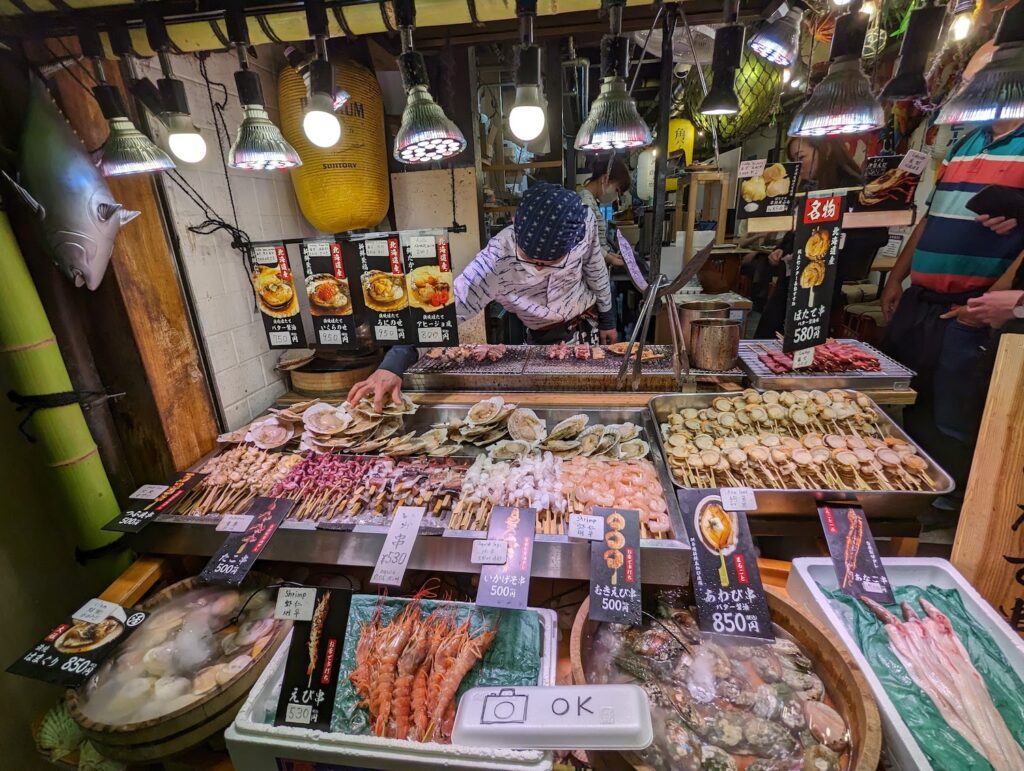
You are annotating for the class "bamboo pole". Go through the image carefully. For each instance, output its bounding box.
[0,211,119,553]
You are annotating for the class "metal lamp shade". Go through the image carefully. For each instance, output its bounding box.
[749,8,803,67]
[394,85,467,163]
[701,24,744,116]
[574,75,652,151]
[229,104,302,170]
[879,3,946,100]
[937,44,1024,124]
[788,59,885,136]
[99,116,175,176]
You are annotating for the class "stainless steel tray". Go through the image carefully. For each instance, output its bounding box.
[738,340,915,391]
[647,392,953,519]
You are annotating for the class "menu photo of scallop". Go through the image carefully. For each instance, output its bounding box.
[246,243,307,349]
[402,230,459,347]
[299,239,357,349]
[343,233,413,345]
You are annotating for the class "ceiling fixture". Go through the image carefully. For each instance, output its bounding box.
[393,0,467,163]
[860,0,877,17]
[701,0,744,116]
[937,1,1024,124]
[574,0,652,151]
[77,21,174,176]
[879,0,945,100]
[144,11,207,164]
[749,6,803,67]
[788,9,884,135]
[949,0,976,41]
[225,4,301,170]
[509,0,546,142]
[302,0,342,148]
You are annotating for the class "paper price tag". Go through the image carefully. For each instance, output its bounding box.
[370,506,425,586]
[738,159,767,178]
[274,587,318,621]
[568,514,604,541]
[364,239,389,257]
[792,347,815,369]
[251,245,279,265]
[72,599,125,625]
[899,149,930,176]
[375,325,399,341]
[720,487,758,512]
[129,484,168,500]
[303,240,332,257]
[419,328,443,344]
[199,497,292,586]
[217,514,253,533]
[471,538,509,565]
[408,236,437,259]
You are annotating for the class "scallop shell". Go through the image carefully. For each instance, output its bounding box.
[191,666,220,696]
[153,675,191,701]
[467,396,505,425]
[247,417,294,449]
[381,392,418,415]
[302,403,352,435]
[507,408,547,443]
[216,428,248,444]
[596,427,620,454]
[548,414,589,441]
[428,444,462,457]
[578,432,602,456]
[488,439,531,460]
[541,438,581,452]
[216,654,253,685]
[236,618,276,647]
[617,439,650,459]
[417,427,449,453]
[142,645,176,676]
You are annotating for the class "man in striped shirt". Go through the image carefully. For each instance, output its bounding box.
[348,182,618,410]
[881,42,1024,503]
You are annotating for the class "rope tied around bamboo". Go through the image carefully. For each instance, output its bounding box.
[7,388,122,441]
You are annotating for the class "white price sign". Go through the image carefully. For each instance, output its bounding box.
[304,240,332,257]
[792,347,815,369]
[737,159,767,178]
[370,506,425,586]
[72,599,126,625]
[419,327,443,344]
[899,149,930,176]
[274,587,318,621]
[407,236,437,259]
[268,331,292,346]
[217,514,253,532]
[568,514,605,541]
[471,538,509,565]
[375,325,399,341]
[720,487,758,512]
[319,328,343,345]
[251,246,279,265]
[364,239,389,257]
[129,484,168,500]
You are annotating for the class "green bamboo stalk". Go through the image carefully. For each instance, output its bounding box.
[0,211,119,553]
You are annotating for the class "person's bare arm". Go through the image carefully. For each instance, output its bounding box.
[880,216,926,320]
[990,251,1024,291]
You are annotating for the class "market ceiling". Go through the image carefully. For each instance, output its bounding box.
[0,0,771,52]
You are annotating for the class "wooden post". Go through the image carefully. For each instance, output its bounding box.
[45,61,219,471]
[951,333,1024,637]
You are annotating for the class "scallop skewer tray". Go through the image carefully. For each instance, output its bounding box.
[738,340,914,391]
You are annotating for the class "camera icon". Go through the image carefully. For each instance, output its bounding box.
[480,688,528,724]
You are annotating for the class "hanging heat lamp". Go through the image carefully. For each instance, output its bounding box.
[788,8,884,135]
[509,0,546,142]
[574,0,652,151]
[749,6,804,67]
[879,0,946,100]
[393,0,466,163]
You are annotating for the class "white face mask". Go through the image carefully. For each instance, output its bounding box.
[598,185,619,204]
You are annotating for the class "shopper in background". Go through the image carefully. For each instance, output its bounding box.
[880,41,1024,509]
[577,157,631,268]
[754,137,887,338]
[348,182,618,410]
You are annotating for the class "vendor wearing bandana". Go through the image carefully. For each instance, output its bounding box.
[349,182,618,409]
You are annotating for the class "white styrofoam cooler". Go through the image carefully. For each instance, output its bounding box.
[787,557,1024,771]
[225,606,558,771]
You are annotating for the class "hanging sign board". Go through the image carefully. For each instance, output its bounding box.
[403,230,459,346]
[782,194,842,353]
[200,497,293,586]
[818,503,894,604]
[246,243,307,349]
[736,161,801,233]
[299,239,358,349]
[588,507,642,625]
[843,154,923,229]
[346,233,413,345]
[104,472,205,532]
[477,506,537,610]
[369,505,425,587]
[274,587,353,730]
[677,489,774,643]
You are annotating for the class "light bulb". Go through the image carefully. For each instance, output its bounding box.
[303,108,342,148]
[833,0,852,7]
[168,130,207,163]
[509,104,545,141]
[950,12,973,41]
[861,0,877,16]
[791,77,803,89]
[783,67,792,84]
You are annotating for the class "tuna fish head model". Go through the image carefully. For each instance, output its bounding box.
[3,79,139,290]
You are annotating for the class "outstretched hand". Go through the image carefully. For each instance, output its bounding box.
[346,369,403,413]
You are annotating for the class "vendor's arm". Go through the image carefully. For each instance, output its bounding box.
[453,240,500,322]
[581,219,618,343]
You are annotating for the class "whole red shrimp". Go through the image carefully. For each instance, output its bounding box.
[426,627,497,741]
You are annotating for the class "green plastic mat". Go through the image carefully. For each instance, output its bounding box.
[330,595,542,735]
[824,583,1024,770]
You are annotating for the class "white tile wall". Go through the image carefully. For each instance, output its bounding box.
[139,48,322,429]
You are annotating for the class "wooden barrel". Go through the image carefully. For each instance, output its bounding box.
[67,574,290,762]
[570,587,882,771]
[287,350,383,397]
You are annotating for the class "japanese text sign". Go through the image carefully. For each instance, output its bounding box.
[783,194,842,353]
[246,242,307,349]
[200,497,293,586]
[588,508,642,625]
[104,472,205,532]
[370,506,425,587]
[818,504,894,603]
[477,506,537,610]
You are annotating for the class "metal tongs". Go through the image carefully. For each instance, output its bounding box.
[615,231,716,390]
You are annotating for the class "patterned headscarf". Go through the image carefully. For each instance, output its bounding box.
[513,182,588,262]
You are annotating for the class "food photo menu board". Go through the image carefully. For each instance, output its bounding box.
[402,230,459,346]
[246,243,307,349]
[299,239,358,349]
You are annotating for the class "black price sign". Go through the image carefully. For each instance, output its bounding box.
[246,243,307,349]
[736,160,801,221]
[677,490,774,643]
[782,194,842,354]
[818,504,894,603]
[348,234,413,344]
[588,507,642,625]
[104,472,206,532]
[477,506,537,610]
[299,239,358,349]
[402,231,459,347]
[199,497,293,586]
[7,602,148,687]
[274,587,352,730]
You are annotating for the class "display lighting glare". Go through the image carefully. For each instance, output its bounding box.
[749,8,803,67]
[783,67,792,84]
[510,3,547,143]
[303,90,342,148]
[950,12,973,40]
[861,0,877,17]
[164,112,207,163]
